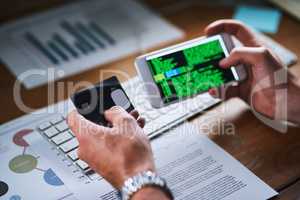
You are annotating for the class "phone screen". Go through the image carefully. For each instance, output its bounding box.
[146,35,237,103]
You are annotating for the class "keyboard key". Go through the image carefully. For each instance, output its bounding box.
[50,116,64,124]
[76,160,89,170]
[144,110,160,121]
[55,121,69,132]
[43,127,59,138]
[69,130,75,137]
[39,122,51,130]
[88,172,101,180]
[68,149,79,161]
[51,131,73,145]
[60,138,79,153]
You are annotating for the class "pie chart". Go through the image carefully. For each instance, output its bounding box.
[9,195,21,200]
[43,169,64,186]
[0,181,9,197]
[12,129,33,147]
[9,154,38,174]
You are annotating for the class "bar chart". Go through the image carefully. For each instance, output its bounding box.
[24,21,116,65]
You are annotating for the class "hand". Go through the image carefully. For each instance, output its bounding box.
[67,107,155,189]
[205,19,298,120]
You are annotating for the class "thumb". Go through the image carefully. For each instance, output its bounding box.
[220,46,269,68]
[104,106,131,127]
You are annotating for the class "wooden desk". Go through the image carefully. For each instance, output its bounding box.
[0,1,300,199]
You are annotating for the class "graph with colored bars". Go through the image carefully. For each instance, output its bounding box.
[147,39,232,103]
[0,0,183,89]
[0,129,73,200]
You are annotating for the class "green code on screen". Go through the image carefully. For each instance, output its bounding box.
[147,39,235,103]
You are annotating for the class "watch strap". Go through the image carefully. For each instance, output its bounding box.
[121,171,173,200]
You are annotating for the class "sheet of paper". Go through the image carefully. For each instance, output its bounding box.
[234,5,282,33]
[0,99,277,200]
[25,122,277,200]
[151,124,278,199]
[0,130,75,200]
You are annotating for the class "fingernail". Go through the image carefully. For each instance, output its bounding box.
[219,59,226,67]
[209,89,216,96]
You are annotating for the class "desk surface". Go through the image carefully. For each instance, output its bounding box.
[0,1,300,199]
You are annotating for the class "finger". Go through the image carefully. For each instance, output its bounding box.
[221,85,239,100]
[76,147,84,161]
[130,110,139,120]
[209,88,218,98]
[137,117,146,128]
[204,19,260,47]
[104,106,132,126]
[67,110,84,138]
[209,85,239,100]
[219,46,269,68]
[67,110,110,139]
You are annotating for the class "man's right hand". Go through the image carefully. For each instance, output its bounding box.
[67,107,155,189]
[205,19,300,124]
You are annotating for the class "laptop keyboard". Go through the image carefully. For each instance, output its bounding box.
[37,77,219,173]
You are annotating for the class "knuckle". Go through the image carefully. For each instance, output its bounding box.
[231,48,241,56]
[110,106,122,112]
[231,48,238,54]
[259,47,271,57]
[120,116,135,124]
[233,19,243,26]
[217,19,228,24]
[105,106,119,114]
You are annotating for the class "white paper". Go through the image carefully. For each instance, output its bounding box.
[0,130,75,200]
[0,103,277,200]
[151,124,278,199]
[25,123,277,200]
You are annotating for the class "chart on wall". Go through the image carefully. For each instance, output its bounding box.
[0,129,74,200]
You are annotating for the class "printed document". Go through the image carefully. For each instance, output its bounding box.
[24,123,277,199]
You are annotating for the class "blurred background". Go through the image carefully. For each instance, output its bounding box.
[0,0,270,24]
[0,0,299,123]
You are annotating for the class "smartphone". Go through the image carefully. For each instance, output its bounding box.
[71,76,135,126]
[135,33,247,108]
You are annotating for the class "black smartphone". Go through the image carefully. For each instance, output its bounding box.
[71,76,135,126]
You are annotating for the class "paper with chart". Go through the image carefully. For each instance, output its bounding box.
[0,98,277,200]
[25,122,277,200]
[0,0,183,89]
[0,129,75,200]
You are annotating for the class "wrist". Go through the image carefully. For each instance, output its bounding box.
[132,186,172,200]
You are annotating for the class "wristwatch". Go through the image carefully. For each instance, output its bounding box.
[121,171,173,200]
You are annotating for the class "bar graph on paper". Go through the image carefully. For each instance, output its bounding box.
[0,0,183,89]
[23,21,116,65]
